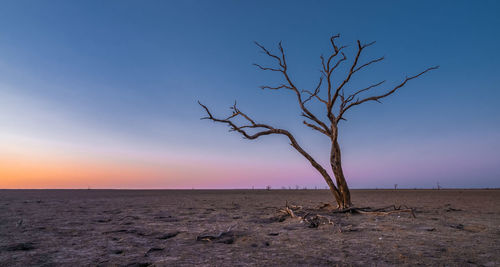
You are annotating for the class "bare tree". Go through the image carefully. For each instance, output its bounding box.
[199,35,438,209]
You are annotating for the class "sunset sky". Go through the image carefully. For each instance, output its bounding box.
[1,1,499,189]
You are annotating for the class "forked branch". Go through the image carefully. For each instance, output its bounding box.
[329,40,381,118]
[254,42,331,137]
[337,66,439,122]
[198,101,341,199]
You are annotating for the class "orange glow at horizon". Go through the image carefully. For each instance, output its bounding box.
[0,154,167,188]
[0,150,309,189]
[0,128,319,189]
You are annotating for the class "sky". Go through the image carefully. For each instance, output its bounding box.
[1,0,499,189]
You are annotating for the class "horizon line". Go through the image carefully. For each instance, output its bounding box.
[1,188,499,190]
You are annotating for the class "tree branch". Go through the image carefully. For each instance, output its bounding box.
[253,63,281,72]
[337,66,439,122]
[353,56,384,73]
[303,120,330,136]
[344,80,386,104]
[323,34,347,107]
[199,101,340,195]
[330,40,368,113]
[302,76,327,105]
[260,84,292,90]
[255,42,331,136]
[255,41,283,66]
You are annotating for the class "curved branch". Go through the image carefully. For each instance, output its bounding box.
[330,40,366,112]
[337,66,439,122]
[199,101,340,197]
[353,56,384,73]
[345,80,386,104]
[254,41,283,66]
[253,63,281,72]
[322,34,347,106]
[302,76,327,105]
[260,84,292,90]
[303,120,330,136]
[255,42,331,136]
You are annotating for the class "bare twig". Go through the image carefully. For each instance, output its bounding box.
[337,66,439,122]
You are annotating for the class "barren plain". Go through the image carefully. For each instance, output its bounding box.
[0,189,499,266]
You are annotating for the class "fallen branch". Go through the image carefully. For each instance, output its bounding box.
[279,201,298,218]
[331,205,416,218]
[278,201,335,228]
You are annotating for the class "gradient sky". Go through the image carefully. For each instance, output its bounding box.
[1,0,499,189]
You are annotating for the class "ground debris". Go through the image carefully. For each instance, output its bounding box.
[125,262,151,267]
[449,223,465,230]
[333,205,417,218]
[277,201,336,228]
[157,231,179,240]
[95,218,112,223]
[418,226,436,232]
[196,225,239,244]
[103,228,148,236]
[145,247,164,256]
[111,249,123,254]
[4,242,36,251]
[445,207,463,212]
[196,231,236,244]
[277,202,417,228]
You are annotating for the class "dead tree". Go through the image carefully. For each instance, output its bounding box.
[199,35,438,209]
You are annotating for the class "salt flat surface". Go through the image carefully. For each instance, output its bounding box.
[1,189,499,266]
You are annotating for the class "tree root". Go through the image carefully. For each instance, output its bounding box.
[278,202,416,227]
[331,205,416,218]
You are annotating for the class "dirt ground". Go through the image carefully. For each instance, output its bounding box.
[0,189,499,266]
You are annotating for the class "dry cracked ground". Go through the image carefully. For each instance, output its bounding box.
[0,189,499,266]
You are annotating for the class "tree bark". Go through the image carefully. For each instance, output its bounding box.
[285,130,343,205]
[321,173,343,207]
[331,138,351,209]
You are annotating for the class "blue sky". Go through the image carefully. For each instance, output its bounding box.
[0,0,499,189]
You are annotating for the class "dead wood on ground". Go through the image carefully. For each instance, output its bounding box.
[278,202,416,227]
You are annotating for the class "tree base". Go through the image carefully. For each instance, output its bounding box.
[277,202,416,228]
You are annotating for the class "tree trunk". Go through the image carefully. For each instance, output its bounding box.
[331,138,351,209]
[322,173,343,207]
